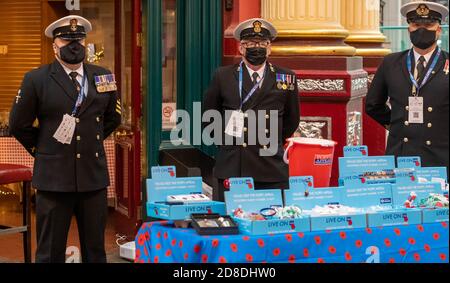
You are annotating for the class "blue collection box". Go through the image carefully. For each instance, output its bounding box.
[146,166,226,220]
[225,178,310,235]
[392,169,449,224]
[285,177,366,232]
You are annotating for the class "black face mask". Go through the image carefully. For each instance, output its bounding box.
[410,28,437,50]
[245,47,267,66]
[58,41,86,64]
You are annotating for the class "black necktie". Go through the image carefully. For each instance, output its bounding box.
[252,72,260,87]
[69,71,81,92]
[416,56,426,81]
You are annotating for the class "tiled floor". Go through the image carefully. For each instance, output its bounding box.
[0,186,130,263]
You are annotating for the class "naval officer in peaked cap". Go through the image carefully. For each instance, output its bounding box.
[203,18,300,201]
[9,15,122,263]
[366,1,449,175]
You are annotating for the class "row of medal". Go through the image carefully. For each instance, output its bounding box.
[276,73,296,91]
[94,74,118,93]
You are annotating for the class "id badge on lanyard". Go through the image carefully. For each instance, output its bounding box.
[53,74,87,144]
[406,48,441,124]
[225,62,265,138]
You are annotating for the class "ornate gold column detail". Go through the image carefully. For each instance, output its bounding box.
[341,0,391,56]
[262,0,356,56]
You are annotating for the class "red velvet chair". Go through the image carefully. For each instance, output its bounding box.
[0,164,32,263]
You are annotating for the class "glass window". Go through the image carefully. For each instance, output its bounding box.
[162,0,177,131]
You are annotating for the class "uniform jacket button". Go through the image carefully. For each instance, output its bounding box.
[428,107,433,113]
[242,143,248,148]
[405,106,410,111]
[244,113,248,118]
[96,117,100,122]
[427,123,432,128]
[265,115,270,119]
[96,152,99,158]
[263,145,268,150]
[426,141,432,146]
[403,138,409,143]
[97,134,101,140]
[76,118,80,123]
[404,121,409,126]
[265,129,269,134]
[243,127,248,133]
[76,136,81,141]
[77,154,81,159]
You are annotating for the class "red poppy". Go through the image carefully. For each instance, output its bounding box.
[212,239,219,248]
[408,238,416,245]
[154,256,159,263]
[355,240,363,248]
[273,248,281,256]
[289,255,296,263]
[230,243,238,253]
[345,252,352,261]
[433,233,440,240]
[285,234,293,242]
[201,254,208,263]
[394,228,401,236]
[257,239,265,248]
[399,248,407,256]
[219,256,227,263]
[417,225,424,232]
[328,246,336,254]
[165,249,172,257]
[340,231,347,239]
[246,254,253,262]
[384,238,392,247]
[314,236,322,245]
[155,243,161,250]
[303,248,310,257]
[194,245,201,253]
[424,244,431,252]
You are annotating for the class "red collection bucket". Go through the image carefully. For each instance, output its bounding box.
[283,138,337,188]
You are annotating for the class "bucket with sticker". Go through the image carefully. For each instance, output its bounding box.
[283,138,337,188]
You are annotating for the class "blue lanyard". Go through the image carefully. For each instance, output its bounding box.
[71,74,87,116]
[239,61,266,110]
[407,47,441,96]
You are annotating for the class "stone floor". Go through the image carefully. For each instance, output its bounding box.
[0,186,131,263]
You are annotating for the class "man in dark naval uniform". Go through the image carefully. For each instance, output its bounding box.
[203,18,300,201]
[366,1,449,174]
[9,15,121,263]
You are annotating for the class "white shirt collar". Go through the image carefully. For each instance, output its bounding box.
[245,62,266,80]
[58,60,84,78]
[413,47,436,66]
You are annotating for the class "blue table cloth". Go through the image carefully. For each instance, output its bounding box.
[135,221,449,263]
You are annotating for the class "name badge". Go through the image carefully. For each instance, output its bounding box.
[408,96,424,124]
[225,111,245,138]
[53,114,76,144]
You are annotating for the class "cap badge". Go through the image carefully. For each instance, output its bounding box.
[70,19,78,31]
[416,4,430,17]
[253,21,262,33]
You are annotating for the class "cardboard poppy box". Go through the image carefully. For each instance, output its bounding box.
[338,146,397,186]
[392,169,448,224]
[146,166,226,220]
[224,178,310,235]
[285,177,366,232]
[342,173,421,227]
